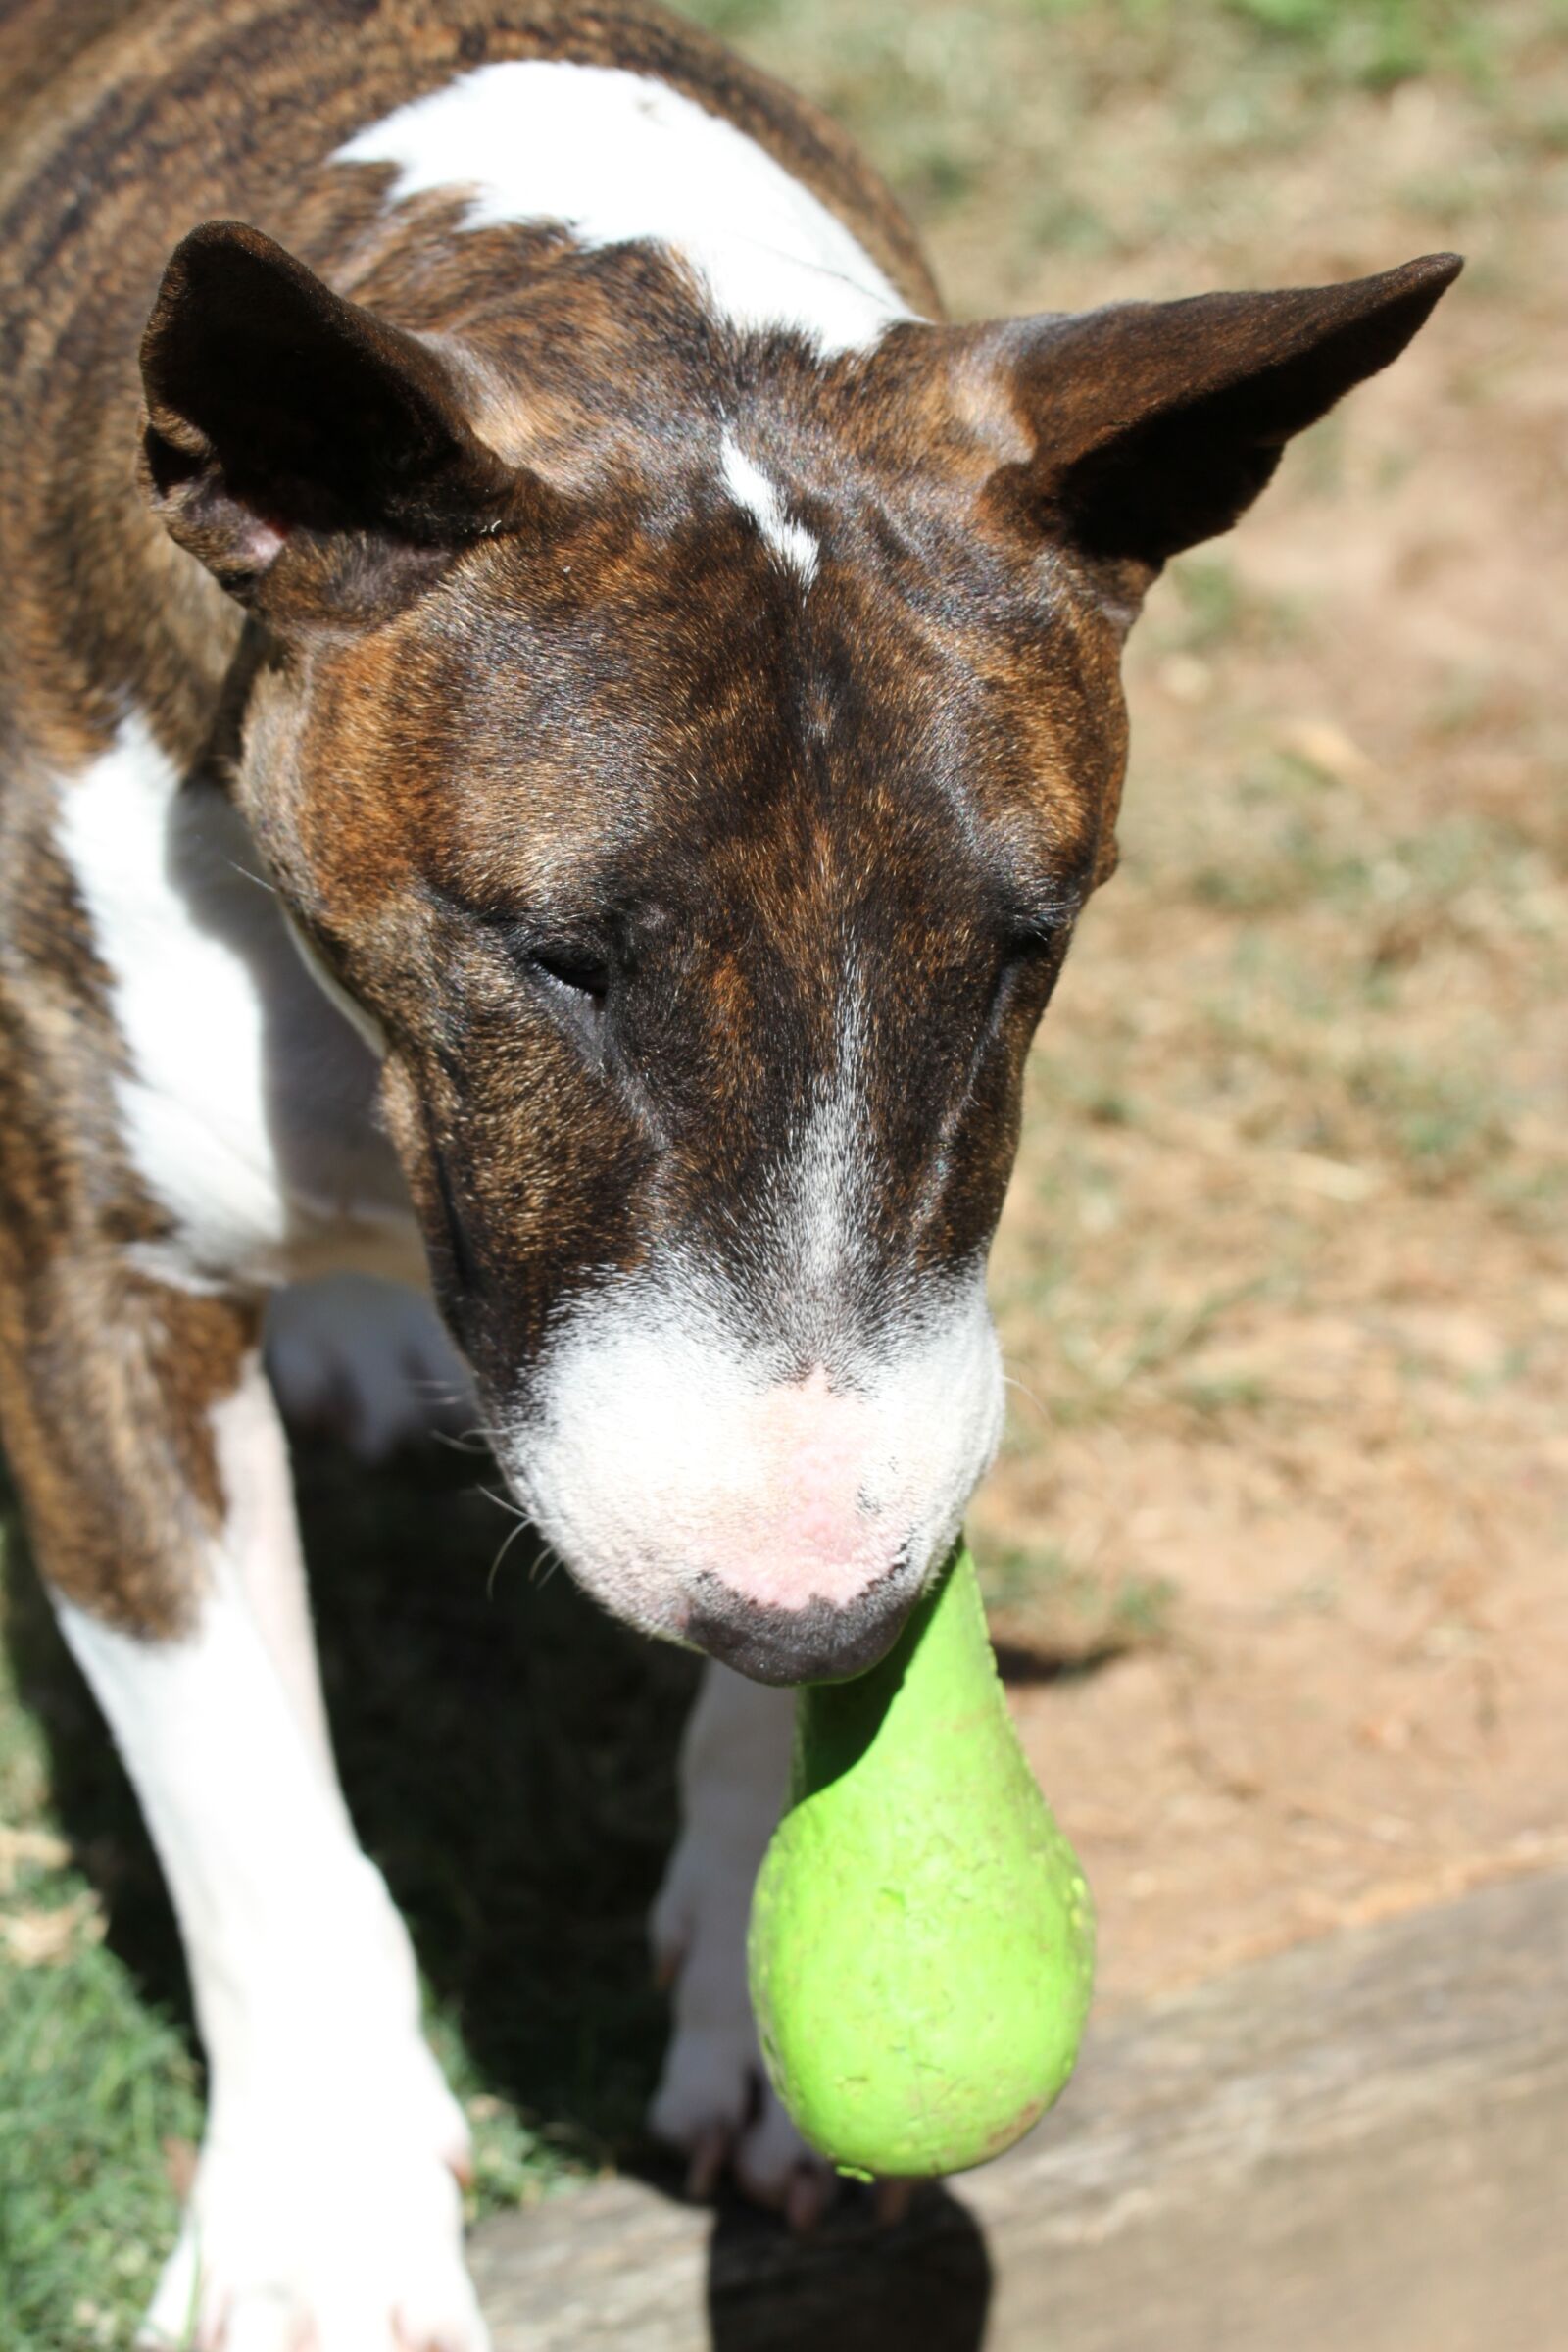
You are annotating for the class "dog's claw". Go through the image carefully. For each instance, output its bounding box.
[686,2122,731,2202]
[785,2163,831,2234]
[874,2176,916,2229]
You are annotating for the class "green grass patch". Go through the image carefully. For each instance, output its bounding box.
[1348,1051,1514,1183]
[0,1442,699,2347]
[978,1539,1180,1662]
[0,1920,201,2352]
[1217,0,1496,90]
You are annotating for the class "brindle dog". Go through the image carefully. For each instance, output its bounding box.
[0,1,1457,2341]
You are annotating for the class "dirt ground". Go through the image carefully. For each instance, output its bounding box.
[839,6,1568,2011]
[2,15,1565,2339]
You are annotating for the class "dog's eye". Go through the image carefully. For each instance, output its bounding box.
[986,910,1074,1026]
[523,943,612,1052]
[528,945,610,1004]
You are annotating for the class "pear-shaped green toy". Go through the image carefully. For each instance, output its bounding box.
[747,1543,1094,2180]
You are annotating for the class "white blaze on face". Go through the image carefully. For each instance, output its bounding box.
[718,434,820,585]
[333,60,916,356]
[505,953,1003,1641]
[765,956,874,1307]
[506,1265,1004,1639]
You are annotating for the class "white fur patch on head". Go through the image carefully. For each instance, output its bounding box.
[719,435,819,584]
[498,948,1001,1658]
[333,60,916,355]
[771,960,871,1300]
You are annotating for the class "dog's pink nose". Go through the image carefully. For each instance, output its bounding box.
[674,1368,920,1681]
[687,1367,889,1611]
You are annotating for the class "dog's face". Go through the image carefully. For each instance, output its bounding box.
[141,223,1457,1678]
[239,423,1127,1676]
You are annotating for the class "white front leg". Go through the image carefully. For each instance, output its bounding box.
[648,1659,837,2227]
[54,1360,487,2352]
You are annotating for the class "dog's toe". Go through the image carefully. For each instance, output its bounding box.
[138,2033,486,2352]
[731,2083,828,2220]
[649,2017,839,2223]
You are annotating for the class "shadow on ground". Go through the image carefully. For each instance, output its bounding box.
[5,1433,995,2346]
[3,1434,695,2160]
[703,2182,992,2350]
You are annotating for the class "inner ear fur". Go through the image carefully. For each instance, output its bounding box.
[139,219,542,622]
[979,252,1462,579]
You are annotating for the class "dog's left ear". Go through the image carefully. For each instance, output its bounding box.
[976,252,1461,598]
[139,219,561,625]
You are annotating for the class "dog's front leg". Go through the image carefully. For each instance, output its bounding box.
[648,1659,844,2228]
[3,1274,487,2352]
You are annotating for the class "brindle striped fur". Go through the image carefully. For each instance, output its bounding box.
[0,0,1456,1653]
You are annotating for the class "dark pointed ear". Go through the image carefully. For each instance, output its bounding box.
[980,253,1461,590]
[139,219,544,623]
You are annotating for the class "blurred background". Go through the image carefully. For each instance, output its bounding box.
[2,2,1564,2342]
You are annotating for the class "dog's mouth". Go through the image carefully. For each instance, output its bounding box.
[679,1550,918,1684]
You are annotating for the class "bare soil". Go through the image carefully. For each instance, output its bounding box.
[880,18,1568,2011]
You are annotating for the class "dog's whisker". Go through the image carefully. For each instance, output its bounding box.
[428,1424,492,1457]
[220,854,278,895]
[485,1511,536,1599]
[530,1541,565,1591]
[476,1481,530,1524]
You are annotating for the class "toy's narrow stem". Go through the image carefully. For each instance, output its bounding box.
[788,1543,972,1803]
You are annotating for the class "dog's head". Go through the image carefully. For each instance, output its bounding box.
[140,221,1457,1679]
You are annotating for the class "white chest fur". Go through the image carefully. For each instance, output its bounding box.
[56,716,418,1286]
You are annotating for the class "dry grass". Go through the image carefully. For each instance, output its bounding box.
[696,0,1568,2006]
[3,1,1565,2336]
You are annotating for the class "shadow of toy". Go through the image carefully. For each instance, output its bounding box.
[702,2176,992,2350]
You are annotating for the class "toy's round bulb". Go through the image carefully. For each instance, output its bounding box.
[746,1543,1094,2180]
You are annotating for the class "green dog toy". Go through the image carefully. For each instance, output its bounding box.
[747,1543,1094,2180]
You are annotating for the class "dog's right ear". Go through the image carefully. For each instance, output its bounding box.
[140,220,557,625]
[968,252,1462,614]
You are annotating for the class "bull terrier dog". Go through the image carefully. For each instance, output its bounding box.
[0,0,1457,2341]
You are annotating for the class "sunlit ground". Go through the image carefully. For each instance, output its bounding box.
[3,3,1564,2341]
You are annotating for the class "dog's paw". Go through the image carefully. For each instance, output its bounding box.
[265,1272,477,1463]
[649,1662,916,2232]
[648,1764,837,2230]
[648,2001,837,2231]
[139,2033,484,2352]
